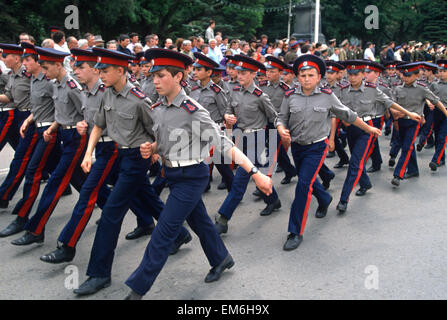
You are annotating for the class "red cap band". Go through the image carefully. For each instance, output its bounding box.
[38,55,65,63]
[73,55,97,63]
[237,61,259,72]
[267,61,284,71]
[346,64,365,70]
[327,66,340,72]
[2,48,23,55]
[402,65,420,73]
[97,56,129,67]
[366,66,382,72]
[151,57,186,69]
[23,48,37,55]
[298,61,320,73]
[194,58,215,69]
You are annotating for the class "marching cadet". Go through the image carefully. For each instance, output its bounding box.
[10,47,88,246]
[214,54,281,235]
[275,55,378,251]
[336,60,421,212]
[258,55,296,185]
[390,62,447,187]
[211,65,230,96]
[0,43,61,237]
[323,60,350,169]
[223,56,240,93]
[124,48,272,300]
[416,62,439,151]
[429,60,447,171]
[74,48,192,296]
[391,62,447,186]
[130,52,144,82]
[190,52,234,192]
[0,44,35,209]
[140,56,159,103]
[281,64,296,88]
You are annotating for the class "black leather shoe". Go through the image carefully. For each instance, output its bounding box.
[217,181,227,190]
[40,245,76,264]
[125,224,155,240]
[283,233,303,251]
[281,174,296,185]
[366,166,381,173]
[40,172,50,182]
[215,222,228,235]
[336,201,348,213]
[391,177,400,187]
[322,175,334,190]
[388,157,396,167]
[0,218,26,237]
[74,277,111,295]
[11,231,44,246]
[316,196,332,218]
[326,151,335,159]
[404,172,419,179]
[0,199,9,209]
[170,231,192,255]
[62,185,72,196]
[425,143,434,149]
[438,161,446,167]
[260,199,281,216]
[204,183,211,193]
[384,127,391,136]
[276,166,284,173]
[124,290,142,300]
[252,188,263,198]
[334,161,348,169]
[429,161,437,172]
[355,184,372,196]
[204,254,234,283]
[416,143,423,152]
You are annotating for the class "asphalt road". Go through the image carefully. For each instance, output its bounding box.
[0,134,446,300]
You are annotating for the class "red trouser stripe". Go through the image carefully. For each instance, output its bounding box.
[399,122,421,178]
[18,133,57,218]
[34,134,87,235]
[350,121,374,196]
[68,145,118,247]
[436,135,447,165]
[299,139,329,236]
[0,110,15,144]
[422,122,434,146]
[365,116,384,162]
[2,131,38,200]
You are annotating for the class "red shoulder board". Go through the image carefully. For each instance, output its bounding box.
[151,101,162,110]
[378,80,389,89]
[365,82,377,88]
[130,87,146,99]
[280,82,290,91]
[98,84,105,92]
[285,88,296,97]
[211,83,221,93]
[191,85,200,91]
[417,81,427,87]
[340,83,350,90]
[223,76,230,82]
[258,80,268,87]
[8,70,12,75]
[181,99,199,114]
[67,79,79,90]
[320,87,333,95]
[22,70,31,79]
[233,86,241,91]
[180,80,188,88]
[253,88,263,97]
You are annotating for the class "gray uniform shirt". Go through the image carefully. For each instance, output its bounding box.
[29,72,55,123]
[374,79,394,116]
[152,89,234,161]
[94,80,154,148]
[340,81,394,118]
[141,74,159,104]
[261,80,290,113]
[4,64,31,111]
[275,86,358,145]
[430,81,447,105]
[394,81,440,115]
[189,80,228,123]
[53,73,84,126]
[225,82,278,131]
[81,79,105,135]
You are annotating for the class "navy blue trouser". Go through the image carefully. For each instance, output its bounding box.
[418,105,434,146]
[218,130,279,220]
[334,119,349,163]
[125,162,229,296]
[12,126,61,218]
[0,119,38,202]
[394,118,421,179]
[289,140,331,236]
[58,142,155,248]
[267,122,296,178]
[86,148,189,278]
[432,108,447,165]
[390,116,401,158]
[340,123,374,203]
[24,128,87,235]
[367,116,385,169]
[0,109,19,152]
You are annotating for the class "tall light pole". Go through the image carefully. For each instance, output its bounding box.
[287,0,292,39]
[314,0,320,43]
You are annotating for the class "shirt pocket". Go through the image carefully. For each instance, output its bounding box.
[396,91,407,104]
[311,106,328,122]
[117,111,135,131]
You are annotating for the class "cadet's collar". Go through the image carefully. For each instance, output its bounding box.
[243,81,257,94]
[88,79,103,95]
[12,64,25,77]
[57,73,70,87]
[296,85,320,96]
[161,88,187,108]
[348,81,365,92]
[35,72,46,82]
[269,80,280,88]
[199,79,212,90]
[114,79,133,97]
[404,81,417,88]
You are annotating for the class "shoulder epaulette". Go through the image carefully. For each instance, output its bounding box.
[378,80,389,89]
[258,80,268,87]
[365,82,377,88]
[98,83,105,92]
[180,80,188,88]
[320,87,333,95]
[8,70,12,75]
[130,87,146,99]
[67,79,82,90]
[151,101,162,110]
[22,70,31,79]
[285,88,296,97]
[253,88,263,97]
[233,86,241,91]
[280,81,290,91]
[340,82,350,89]
[191,85,200,91]
[181,99,199,114]
[211,83,222,93]
[417,80,427,87]
[223,76,230,82]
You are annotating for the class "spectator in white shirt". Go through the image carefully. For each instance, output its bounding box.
[330,48,340,61]
[207,38,223,63]
[364,42,375,61]
[52,31,70,53]
[127,32,139,53]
